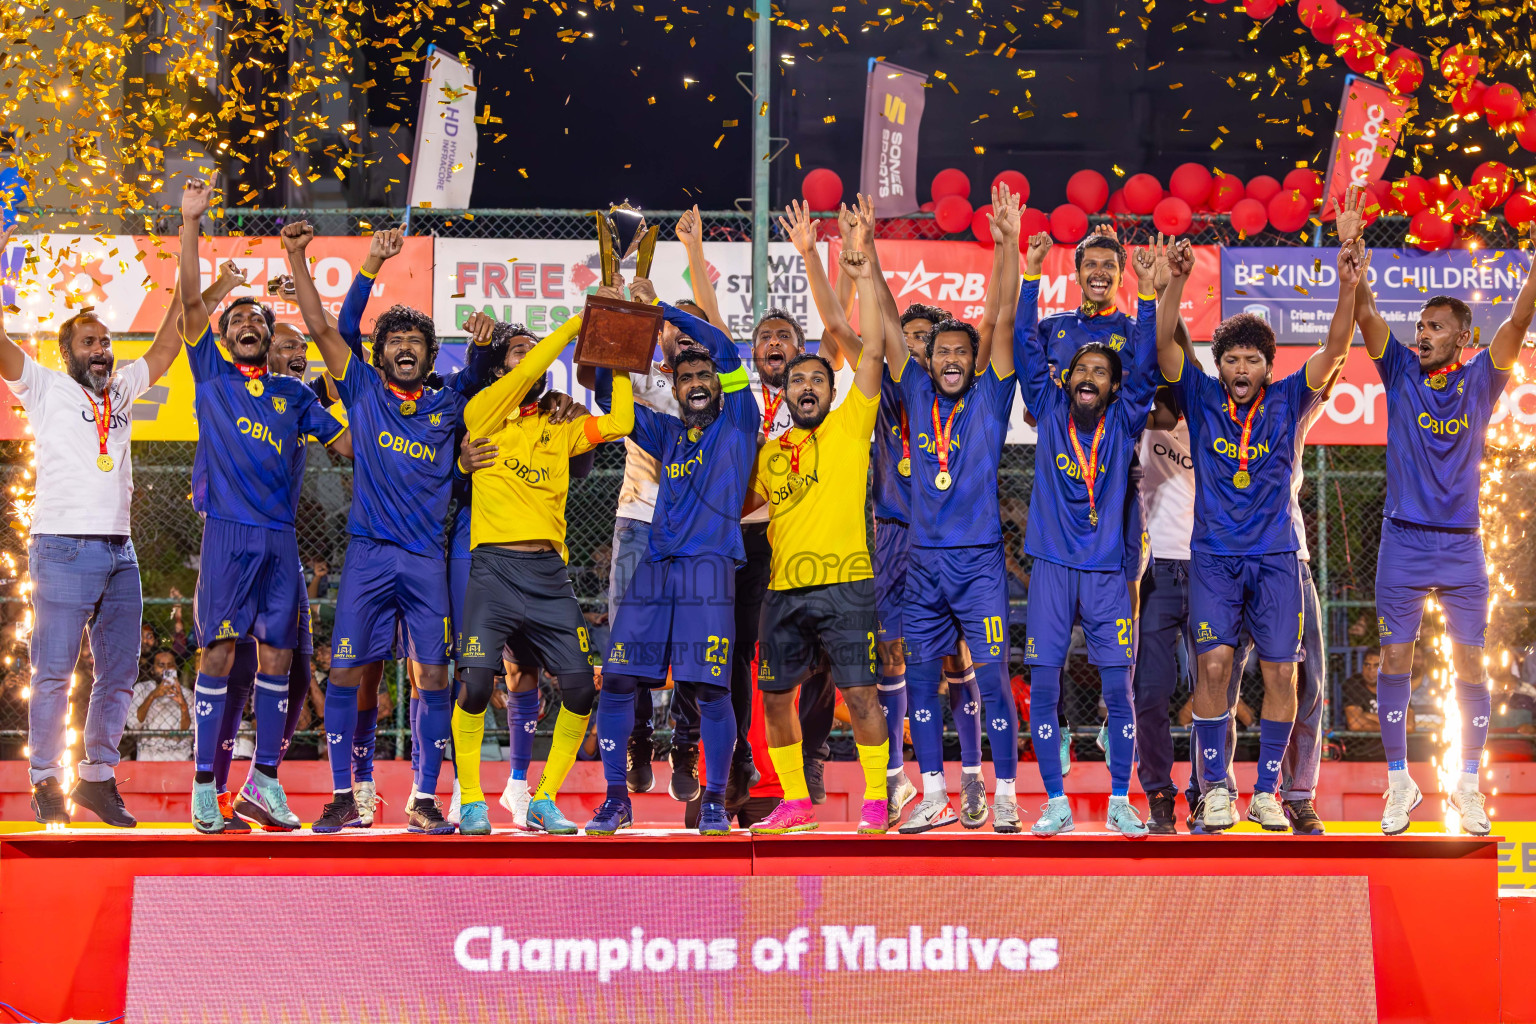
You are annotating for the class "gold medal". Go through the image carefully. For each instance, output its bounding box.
[934,471,953,491]
[897,456,911,477]
[687,426,702,443]
[1233,470,1250,489]
[786,472,802,489]
[246,378,263,397]
[1088,509,1098,527]
[96,453,114,472]
[400,399,417,416]
[1428,373,1447,390]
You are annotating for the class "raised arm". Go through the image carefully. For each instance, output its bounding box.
[1120,245,1163,420]
[582,374,634,443]
[462,310,584,436]
[1489,252,1536,370]
[0,228,24,379]
[201,259,248,313]
[636,275,743,376]
[1307,240,1362,389]
[177,179,214,343]
[780,199,859,365]
[986,184,1022,377]
[1328,185,1390,359]
[1157,236,1193,382]
[140,279,187,383]
[281,220,353,377]
[676,205,731,336]
[337,228,404,359]
[837,247,885,398]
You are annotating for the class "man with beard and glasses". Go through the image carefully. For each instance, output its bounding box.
[587,277,759,837]
[891,183,1024,834]
[176,181,353,833]
[1334,187,1533,837]
[739,247,892,834]
[1014,232,1159,839]
[283,219,496,835]
[1156,234,1357,833]
[2,227,183,827]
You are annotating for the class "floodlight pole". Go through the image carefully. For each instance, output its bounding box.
[751,0,771,326]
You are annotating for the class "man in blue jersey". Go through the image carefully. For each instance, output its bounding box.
[587,277,760,836]
[283,219,490,835]
[1156,233,1357,832]
[1015,231,1158,839]
[1336,190,1532,836]
[890,184,1024,834]
[177,181,351,834]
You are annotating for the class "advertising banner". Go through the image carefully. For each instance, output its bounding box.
[1319,74,1414,221]
[127,875,1375,1023]
[407,47,478,210]
[859,60,928,217]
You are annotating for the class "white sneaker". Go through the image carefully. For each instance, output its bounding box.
[352,780,378,828]
[447,778,462,825]
[897,796,958,834]
[886,772,918,829]
[1449,787,1491,836]
[1246,791,1287,831]
[1381,777,1423,836]
[1202,786,1237,832]
[500,778,532,829]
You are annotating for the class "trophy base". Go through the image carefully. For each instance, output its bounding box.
[574,294,664,376]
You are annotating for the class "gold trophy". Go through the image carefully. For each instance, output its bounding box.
[594,202,660,286]
[575,202,664,375]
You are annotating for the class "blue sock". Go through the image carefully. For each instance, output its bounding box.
[278,657,309,766]
[596,677,637,797]
[193,672,230,776]
[409,695,421,775]
[1100,665,1134,798]
[1192,712,1231,788]
[697,683,735,802]
[414,687,453,797]
[1255,717,1294,795]
[973,660,1017,780]
[878,673,907,770]
[352,705,379,783]
[1457,678,1491,774]
[906,659,946,775]
[508,689,539,781]
[1377,670,1411,770]
[323,683,359,791]
[946,668,984,768]
[252,672,288,769]
[213,650,255,791]
[1029,665,1065,799]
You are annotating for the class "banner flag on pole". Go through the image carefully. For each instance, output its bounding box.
[1319,73,1413,220]
[406,46,479,214]
[859,60,927,217]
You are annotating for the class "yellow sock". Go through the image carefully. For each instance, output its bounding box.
[857,741,889,801]
[769,743,809,801]
[452,704,486,804]
[535,706,589,802]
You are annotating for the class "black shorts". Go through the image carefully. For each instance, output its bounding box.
[757,579,878,692]
[458,548,596,677]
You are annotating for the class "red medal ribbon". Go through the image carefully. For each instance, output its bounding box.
[1227,385,1266,478]
[519,401,539,417]
[778,428,818,473]
[235,363,267,381]
[1425,360,1463,389]
[1066,411,1107,523]
[387,382,424,402]
[761,385,784,438]
[931,397,963,478]
[898,402,910,465]
[80,385,111,458]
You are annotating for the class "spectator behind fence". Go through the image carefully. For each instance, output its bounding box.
[129,649,192,761]
[1342,649,1415,735]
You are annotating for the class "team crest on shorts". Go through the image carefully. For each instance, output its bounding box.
[216,619,238,640]
[463,636,485,658]
[335,637,354,659]
[1195,621,1217,644]
[1024,637,1036,660]
[1377,617,1391,638]
[272,396,287,414]
[609,642,628,665]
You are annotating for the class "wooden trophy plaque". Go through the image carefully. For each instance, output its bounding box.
[573,294,664,375]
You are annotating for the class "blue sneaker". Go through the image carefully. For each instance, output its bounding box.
[527,796,579,835]
[698,799,732,836]
[235,772,300,831]
[459,799,492,836]
[1030,795,1075,837]
[584,798,633,836]
[1106,796,1149,839]
[192,781,225,835]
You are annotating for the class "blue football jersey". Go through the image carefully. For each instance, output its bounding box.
[893,356,1016,549]
[1171,354,1327,556]
[1016,281,1160,572]
[629,303,758,565]
[1375,336,1509,529]
[871,368,911,523]
[187,327,344,529]
[1037,302,1143,382]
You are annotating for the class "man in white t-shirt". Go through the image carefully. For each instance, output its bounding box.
[2,233,183,825]
[129,649,193,761]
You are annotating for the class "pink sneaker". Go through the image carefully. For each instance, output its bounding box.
[750,798,818,834]
[857,798,888,834]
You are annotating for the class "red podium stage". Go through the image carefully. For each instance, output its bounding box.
[0,825,1520,1023]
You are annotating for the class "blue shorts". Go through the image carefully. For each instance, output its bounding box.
[1123,476,1149,585]
[1189,550,1303,663]
[449,555,471,652]
[1024,559,1135,668]
[193,517,303,650]
[902,544,1010,664]
[606,554,737,684]
[297,585,313,658]
[873,519,909,645]
[1375,518,1489,648]
[331,536,452,666]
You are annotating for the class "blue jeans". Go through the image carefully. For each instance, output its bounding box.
[27,535,143,784]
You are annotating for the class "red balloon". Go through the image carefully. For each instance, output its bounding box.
[1344,33,1387,76]
[914,201,945,239]
[801,168,843,212]
[934,194,973,234]
[1425,175,1455,204]
[1169,163,1214,207]
[1268,189,1312,234]
[966,203,993,247]
[1243,0,1279,18]
[1387,176,1428,215]
[1245,174,1281,204]
[1209,173,1245,212]
[1504,189,1536,228]
[1519,110,1536,152]
[1439,43,1482,87]
[1332,18,1370,62]
[1471,161,1513,208]
[1230,197,1269,237]
[1066,169,1110,213]
[1123,173,1163,215]
[1384,49,1424,95]
[1019,206,1052,239]
[931,168,971,202]
[1284,168,1323,204]
[1297,0,1341,33]
[1410,209,1454,251]
[1445,188,1481,227]
[1484,82,1524,128]
[1106,189,1131,217]
[991,170,1030,206]
[1359,184,1385,226]
[1152,196,1193,236]
[1451,81,1488,120]
[1049,203,1088,244]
